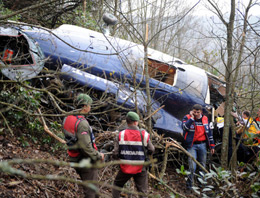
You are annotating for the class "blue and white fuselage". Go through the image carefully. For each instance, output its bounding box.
[0,24,225,142]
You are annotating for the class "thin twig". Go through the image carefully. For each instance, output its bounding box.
[37,108,66,144]
[144,105,165,121]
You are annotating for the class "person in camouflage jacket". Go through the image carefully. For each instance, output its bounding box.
[63,93,104,198]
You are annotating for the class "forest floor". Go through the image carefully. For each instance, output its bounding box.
[0,133,201,198]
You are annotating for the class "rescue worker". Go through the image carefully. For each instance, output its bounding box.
[216,116,224,129]
[182,104,215,190]
[112,111,155,198]
[215,115,224,141]
[254,108,260,128]
[62,93,104,198]
[236,110,260,146]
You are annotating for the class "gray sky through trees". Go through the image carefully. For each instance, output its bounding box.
[186,0,260,16]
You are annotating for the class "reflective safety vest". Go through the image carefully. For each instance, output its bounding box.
[118,129,150,174]
[242,117,260,146]
[216,116,224,128]
[63,115,97,157]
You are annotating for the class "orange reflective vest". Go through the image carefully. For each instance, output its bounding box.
[118,129,150,174]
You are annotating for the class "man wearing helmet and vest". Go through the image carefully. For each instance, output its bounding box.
[63,93,104,198]
[112,111,155,198]
[182,104,215,191]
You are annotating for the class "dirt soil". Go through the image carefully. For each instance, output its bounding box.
[0,134,198,198]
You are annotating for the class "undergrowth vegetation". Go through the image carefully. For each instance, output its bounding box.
[0,82,65,153]
[175,155,260,197]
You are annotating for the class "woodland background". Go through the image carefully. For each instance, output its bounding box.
[0,0,260,197]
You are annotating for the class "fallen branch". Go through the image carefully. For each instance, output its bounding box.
[37,108,66,144]
[4,158,157,170]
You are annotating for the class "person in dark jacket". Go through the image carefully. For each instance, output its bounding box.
[112,111,155,198]
[63,93,104,198]
[182,104,215,190]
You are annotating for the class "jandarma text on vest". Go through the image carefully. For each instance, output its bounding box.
[120,150,144,155]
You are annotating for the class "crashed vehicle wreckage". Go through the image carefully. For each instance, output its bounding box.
[0,22,226,144]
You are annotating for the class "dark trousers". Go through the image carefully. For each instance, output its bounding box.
[112,169,148,198]
[75,167,98,198]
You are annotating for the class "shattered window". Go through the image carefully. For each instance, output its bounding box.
[147,59,176,85]
[0,35,33,65]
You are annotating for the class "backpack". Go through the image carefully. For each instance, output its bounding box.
[63,115,85,146]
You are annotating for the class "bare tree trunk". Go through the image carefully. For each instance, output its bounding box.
[221,0,235,169]
[229,0,253,173]
[144,24,152,134]
[83,0,86,19]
